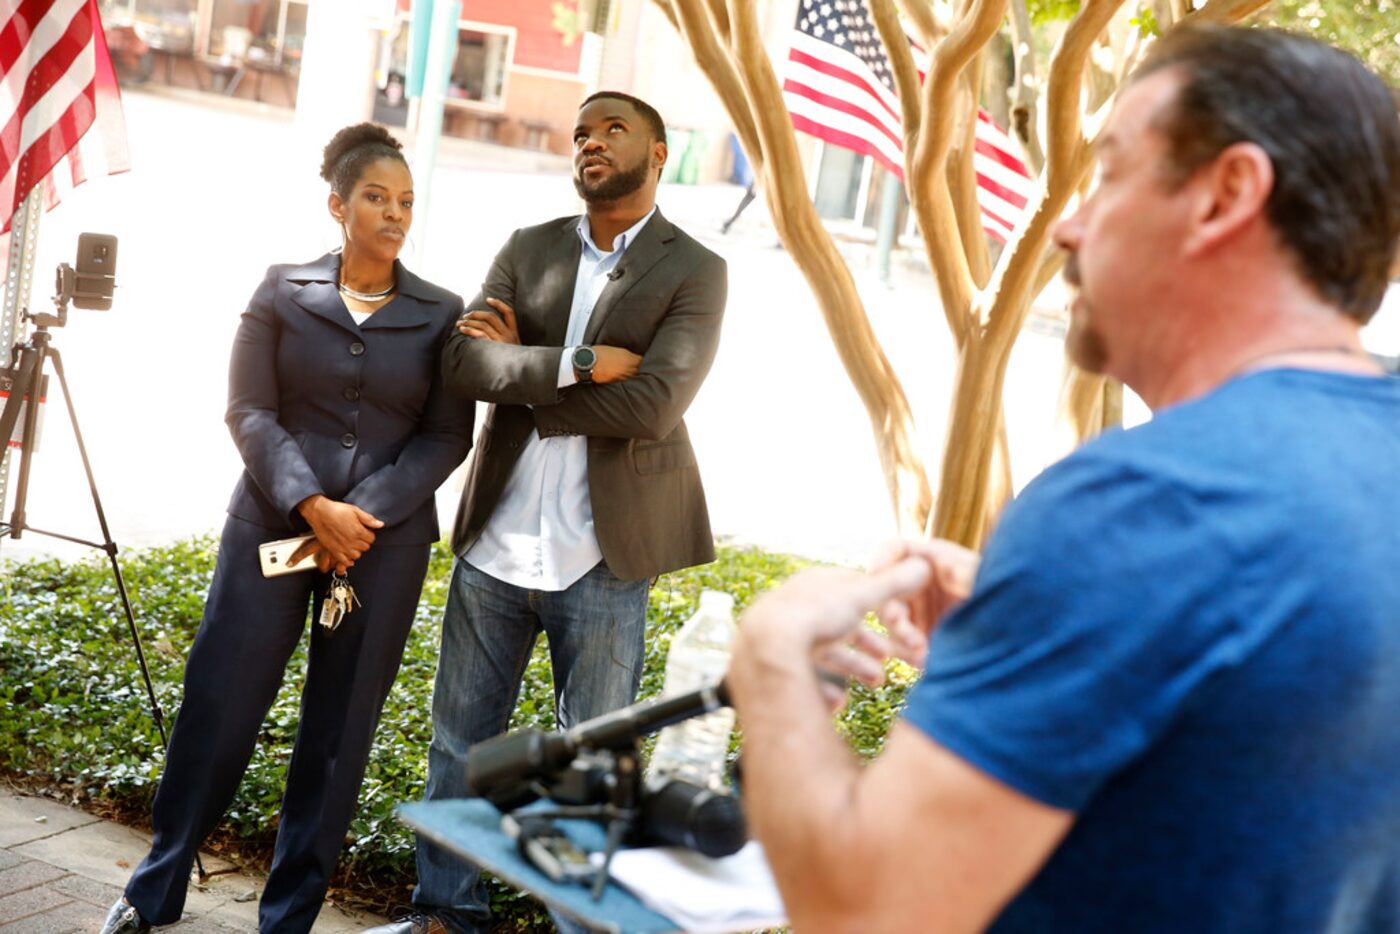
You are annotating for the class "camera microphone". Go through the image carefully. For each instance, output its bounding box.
[467,680,732,807]
[607,266,625,281]
[635,778,747,857]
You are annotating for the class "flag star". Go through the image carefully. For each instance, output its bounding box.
[821,2,832,14]
[813,22,825,36]
[834,33,846,45]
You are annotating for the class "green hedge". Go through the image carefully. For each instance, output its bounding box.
[0,538,912,930]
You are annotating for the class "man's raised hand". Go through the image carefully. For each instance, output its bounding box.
[873,539,980,668]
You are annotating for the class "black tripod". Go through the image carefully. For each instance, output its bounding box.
[0,266,207,880]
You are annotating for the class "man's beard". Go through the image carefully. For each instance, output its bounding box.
[574,157,652,204]
[1062,251,1108,373]
[1065,302,1109,373]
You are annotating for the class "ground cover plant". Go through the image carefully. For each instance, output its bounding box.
[0,537,915,930]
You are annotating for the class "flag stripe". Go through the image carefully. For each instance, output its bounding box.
[974,131,1030,180]
[782,57,901,138]
[974,163,1031,209]
[791,112,904,180]
[789,35,901,121]
[0,0,63,72]
[3,33,94,196]
[787,94,904,171]
[1,0,84,103]
[782,77,902,150]
[1,0,125,234]
[17,12,92,151]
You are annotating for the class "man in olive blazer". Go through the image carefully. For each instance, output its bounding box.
[449,204,723,579]
[390,92,727,934]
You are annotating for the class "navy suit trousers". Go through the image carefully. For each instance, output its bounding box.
[124,515,429,933]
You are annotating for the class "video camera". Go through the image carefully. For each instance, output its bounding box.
[466,680,747,873]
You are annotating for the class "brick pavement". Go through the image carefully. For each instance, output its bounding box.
[0,787,383,933]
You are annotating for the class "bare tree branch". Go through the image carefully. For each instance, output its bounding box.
[668,0,763,170]
[701,0,730,45]
[1006,0,1044,173]
[954,51,993,286]
[647,0,678,31]
[869,0,923,142]
[1191,0,1273,24]
[908,0,1008,343]
[902,0,944,47]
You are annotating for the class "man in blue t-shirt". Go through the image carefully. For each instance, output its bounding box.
[728,25,1400,934]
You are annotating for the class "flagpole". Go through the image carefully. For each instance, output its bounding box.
[409,0,461,268]
[0,188,45,558]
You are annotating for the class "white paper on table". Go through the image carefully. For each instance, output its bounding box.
[595,841,787,933]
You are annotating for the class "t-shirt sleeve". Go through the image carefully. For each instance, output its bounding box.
[902,449,1247,812]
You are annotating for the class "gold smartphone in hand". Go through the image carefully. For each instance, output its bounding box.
[258,534,316,578]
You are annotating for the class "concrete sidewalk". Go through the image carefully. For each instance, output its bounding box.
[0,786,386,933]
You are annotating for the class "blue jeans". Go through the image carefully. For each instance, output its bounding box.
[413,558,650,933]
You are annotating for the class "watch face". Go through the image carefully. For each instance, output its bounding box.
[574,346,597,369]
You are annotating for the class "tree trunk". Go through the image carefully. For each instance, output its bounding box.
[932,324,1017,546]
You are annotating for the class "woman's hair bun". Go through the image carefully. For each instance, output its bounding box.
[320,123,404,184]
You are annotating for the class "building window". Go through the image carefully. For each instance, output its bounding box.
[207,0,307,66]
[447,27,509,106]
[377,16,512,112]
[813,144,866,222]
[98,0,197,53]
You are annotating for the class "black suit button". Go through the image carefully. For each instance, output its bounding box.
[343,387,360,402]
[349,341,366,356]
[341,433,357,448]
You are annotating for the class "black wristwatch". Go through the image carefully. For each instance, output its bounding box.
[572,345,597,383]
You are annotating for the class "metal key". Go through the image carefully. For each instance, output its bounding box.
[318,572,356,633]
[336,574,361,615]
[317,590,344,632]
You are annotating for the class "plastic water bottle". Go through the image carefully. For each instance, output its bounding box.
[647,590,738,791]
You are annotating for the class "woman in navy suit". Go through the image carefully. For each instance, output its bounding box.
[101,124,474,934]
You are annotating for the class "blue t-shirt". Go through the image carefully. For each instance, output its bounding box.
[903,368,1400,932]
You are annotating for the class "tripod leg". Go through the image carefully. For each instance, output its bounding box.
[0,342,43,534]
[43,347,206,881]
[591,817,628,902]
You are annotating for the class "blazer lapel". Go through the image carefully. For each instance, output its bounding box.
[288,253,359,335]
[362,261,436,330]
[541,218,583,347]
[582,210,674,345]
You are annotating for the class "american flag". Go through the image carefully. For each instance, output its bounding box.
[1,0,129,234]
[783,0,1033,243]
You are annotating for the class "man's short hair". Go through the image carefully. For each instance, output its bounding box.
[579,91,667,147]
[1134,25,1400,322]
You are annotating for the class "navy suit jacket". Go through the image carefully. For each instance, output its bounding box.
[225,253,474,546]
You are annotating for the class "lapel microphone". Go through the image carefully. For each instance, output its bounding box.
[607,266,625,281]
